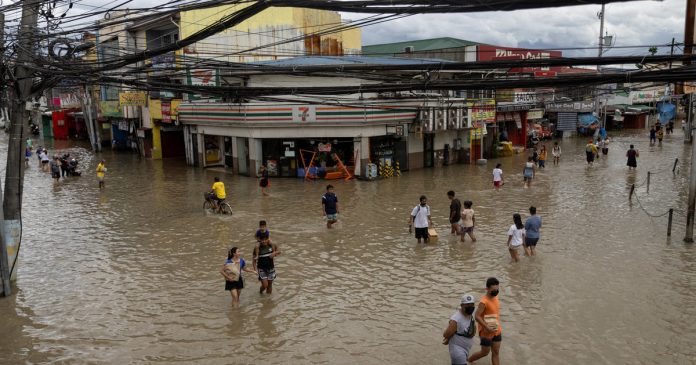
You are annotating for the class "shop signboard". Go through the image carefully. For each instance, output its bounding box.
[545,101,594,113]
[293,105,317,123]
[514,92,537,104]
[100,101,122,117]
[527,109,544,120]
[471,100,496,124]
[685,83,696,94]
[119,92,147,107]
[628,89,665,104]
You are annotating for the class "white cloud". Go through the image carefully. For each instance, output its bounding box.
[352,0,687,57]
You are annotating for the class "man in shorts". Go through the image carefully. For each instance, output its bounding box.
[524,206,542,256]
[410,195,432,243]
[468,277,502,365]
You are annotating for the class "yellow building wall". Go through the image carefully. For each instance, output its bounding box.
[179,5,361,61]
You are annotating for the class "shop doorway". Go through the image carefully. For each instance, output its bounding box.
[204,135,223,166]
[224,137,233,168]
[423,134,434,168]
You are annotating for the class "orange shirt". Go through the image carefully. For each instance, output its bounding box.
[479,294,502,337]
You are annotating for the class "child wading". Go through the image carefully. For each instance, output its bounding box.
[506,214,525,263]
[523,157,535,188]
[492,164,503,189]
[253,223,281,295]
[538,145,547,168]
[459,201,476,242]
[552,142,561,165]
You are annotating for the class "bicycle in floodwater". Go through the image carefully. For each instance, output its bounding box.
[203,192,232,215]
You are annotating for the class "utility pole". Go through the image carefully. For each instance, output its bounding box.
[595,4,606,138]
[0,12,11,297]
[1,0,41,295]
[684,0,696,242]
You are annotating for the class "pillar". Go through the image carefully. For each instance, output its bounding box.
[248,137,263,176]
[152,124,162,160]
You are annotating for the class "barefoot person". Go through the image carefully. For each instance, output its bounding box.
[492,164,503,190]
[506,214,525,263]
[443,294,477,365]
[524,206,542,257]
[523,157,535,188]
[253,229,280,295]
[468,278,502,365]
[258,164,270,196]
[448,191,462,235]
[460,201,476,242]
[552,142,561,165]
[410,195,432,244]
[96,159,107,189]
[221,247,256,305]
[322,184,339,228]
[626,144,639,170]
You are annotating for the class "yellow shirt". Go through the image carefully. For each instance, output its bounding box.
[212,181,226,199]
[96,163,106,178]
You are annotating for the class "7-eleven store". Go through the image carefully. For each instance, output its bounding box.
[178,102,418,178]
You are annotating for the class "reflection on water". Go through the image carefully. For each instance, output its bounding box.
[1,130,696,364]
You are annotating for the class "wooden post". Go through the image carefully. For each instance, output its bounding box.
[673,158,680,173]
[647,171,651,193]
[668,209,674,236]
[630,184,635,199]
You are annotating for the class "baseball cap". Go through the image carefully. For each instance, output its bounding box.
[460,294,475,304]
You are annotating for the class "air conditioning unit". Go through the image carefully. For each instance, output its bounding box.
[435,108,446,131]
[447,108,461,130]
[404,46,415,53]
[461,109,472,129]
[420,108,434,133]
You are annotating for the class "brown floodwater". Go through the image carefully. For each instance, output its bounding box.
[1,129,695,364]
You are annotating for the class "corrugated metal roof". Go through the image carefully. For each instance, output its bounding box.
[362,37,479,56]
[252,56,453,67]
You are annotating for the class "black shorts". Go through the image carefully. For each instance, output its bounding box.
[480,334,502,347]
[524,237,539,247]
[415,227,429,239]
[449,216,461,224]
[225,277,244,290]
[259,178,269,188]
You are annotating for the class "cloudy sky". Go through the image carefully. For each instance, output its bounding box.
[350,0,687,57]
[7,0,688,58]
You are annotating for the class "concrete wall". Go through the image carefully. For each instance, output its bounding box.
[407,132,424,170]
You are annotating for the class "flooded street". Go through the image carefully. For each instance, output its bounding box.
[1,129,696,364]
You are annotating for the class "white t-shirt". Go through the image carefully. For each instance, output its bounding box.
[507,224,525,247]
[492,168,503,182]
[411,204,430,228]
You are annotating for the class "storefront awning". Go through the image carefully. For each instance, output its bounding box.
[578,113,598,127]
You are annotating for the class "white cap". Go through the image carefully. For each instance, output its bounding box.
[460,294,475,304]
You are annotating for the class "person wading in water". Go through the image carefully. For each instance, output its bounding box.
[253,232,281,295]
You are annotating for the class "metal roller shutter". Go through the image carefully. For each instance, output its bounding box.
[557,112,578,131]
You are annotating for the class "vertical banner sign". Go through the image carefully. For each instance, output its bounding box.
[162,102,172,123]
